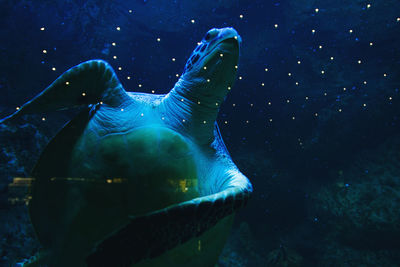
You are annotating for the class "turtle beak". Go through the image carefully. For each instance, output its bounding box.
[182,27,241,76]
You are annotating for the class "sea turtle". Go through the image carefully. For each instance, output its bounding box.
[1,27,253,266]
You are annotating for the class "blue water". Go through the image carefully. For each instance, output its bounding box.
[1,0,400,266]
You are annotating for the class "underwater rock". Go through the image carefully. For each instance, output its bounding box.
[1,123,46,158]
[312,136,400,265]
[317,238,400,267]
[0,205,39,267]
[265,245,303,267]
[0,122,48,188]
[0,120,47,266]
[218,222,268,267]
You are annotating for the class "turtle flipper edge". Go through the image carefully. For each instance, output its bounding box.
[86,183,252,267]
[0,60,129,124]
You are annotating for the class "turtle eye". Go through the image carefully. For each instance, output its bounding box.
[203,29,219,42]
[204,32,211,41]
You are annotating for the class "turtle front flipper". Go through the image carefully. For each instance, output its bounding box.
[0,60,131,123]
[86,172,252,267]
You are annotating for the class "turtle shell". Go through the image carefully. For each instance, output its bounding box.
[27,103,250,267]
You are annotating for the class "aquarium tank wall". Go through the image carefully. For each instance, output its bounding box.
[0,0,400,266]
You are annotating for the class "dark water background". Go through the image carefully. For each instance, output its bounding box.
[1,0,400,266]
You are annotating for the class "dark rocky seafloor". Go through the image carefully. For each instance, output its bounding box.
[0,120,45,266]
[220,137,400,266]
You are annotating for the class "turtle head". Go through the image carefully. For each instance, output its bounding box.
[180,27,241,92]
[164,27,242,142]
